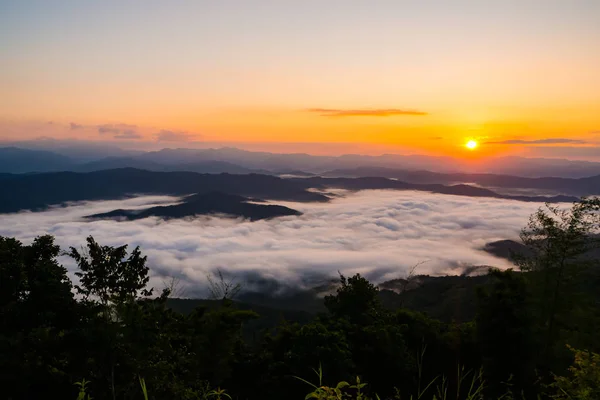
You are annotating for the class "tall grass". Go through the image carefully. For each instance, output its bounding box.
[73,377,232,400]
[294,361,488,400]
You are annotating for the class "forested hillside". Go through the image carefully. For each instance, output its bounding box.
[1,199,599,400]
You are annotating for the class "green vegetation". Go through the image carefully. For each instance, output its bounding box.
[0,198,598,399]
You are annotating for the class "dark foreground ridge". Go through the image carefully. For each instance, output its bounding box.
[87,192,301,221]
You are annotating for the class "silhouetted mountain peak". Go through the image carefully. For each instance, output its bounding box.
[86,191,301,221]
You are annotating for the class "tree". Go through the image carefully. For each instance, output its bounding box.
[476,269,536,397]
[516,198,600,366]
[69,236,153,306]
[324,274,412,398]
[68,236,154,400]
[207,268,242,301]
[324,274,381,324]
[0,235,77,399]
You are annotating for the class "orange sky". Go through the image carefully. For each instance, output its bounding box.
[1,1,599,160]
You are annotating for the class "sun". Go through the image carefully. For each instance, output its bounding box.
[466,140,478,150]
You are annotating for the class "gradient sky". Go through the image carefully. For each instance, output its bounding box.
[1,0,599,159]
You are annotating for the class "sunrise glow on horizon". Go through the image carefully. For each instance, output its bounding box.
[1,1,599,160]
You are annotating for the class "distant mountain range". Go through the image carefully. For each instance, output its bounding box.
[0,147,74,173]
[3,145,600,179]
[75,156,263,174]
[87,192,301,221]
[322,167,600,196]
[292,176,578,203]
[0,168,581,215]
[1,144,597,218]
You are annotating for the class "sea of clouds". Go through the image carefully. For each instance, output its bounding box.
[0,190,550,296]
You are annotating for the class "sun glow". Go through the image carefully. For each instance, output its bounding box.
[466,140,478,150]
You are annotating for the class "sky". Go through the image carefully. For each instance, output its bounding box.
[0,190,545,296]
[1,0,599,159]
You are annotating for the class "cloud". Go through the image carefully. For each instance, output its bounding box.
[307,108,428,117]
[70,122,83,130]
[97,125,120,134]
[97,123,138,135]
[429,136,443,140]
[0,190,549,297]
[155,129,194,142]
[96,123,141,140]
[486,138,586,145]
[114,130,142,139]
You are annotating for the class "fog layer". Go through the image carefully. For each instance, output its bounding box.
[0,190,548,296]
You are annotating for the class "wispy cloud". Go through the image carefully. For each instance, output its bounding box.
[97,123,141,140]
[69,122,83,130]
[0,191,545,296]
[155,129,195,142]
[486,138,586,145]
[97,123,138,135]
[307,108,428,117]
[114,130,142,139]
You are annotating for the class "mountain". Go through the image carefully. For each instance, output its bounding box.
[87,192,301,221]
[477,156,600,179]
[77,157,258,174]
[482,240,533,260]
[0,147,76,173]
[324,167,600,196]
[137,147,600,178]
[75,157,166,172]
[0,168,328,214]
[484,238,600,261]
[4,139,142,162]
[292,176,579,203]
[0,168,581,215]
[4,143,600,179]
[136,147,465,173]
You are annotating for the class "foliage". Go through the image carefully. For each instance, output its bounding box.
[476,269,536,397]
[550,346,600,400]
[515,198,600,370]
[69,236,153,305]
[74,379,92,400]
[295,365,373,400]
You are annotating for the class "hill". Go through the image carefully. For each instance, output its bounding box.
[293,176,578,202]
[0,147,76,173]
[0,168,580,215]
[165,274,492,324]
[0,168,329,213]
[324,167,600,196]
[87,192,301,221]
[484,238,600,261]
[136,147,600,178]
[77,157,260,174]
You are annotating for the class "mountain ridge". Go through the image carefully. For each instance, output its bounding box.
[3,144,600,178]
[86,191,301,221]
